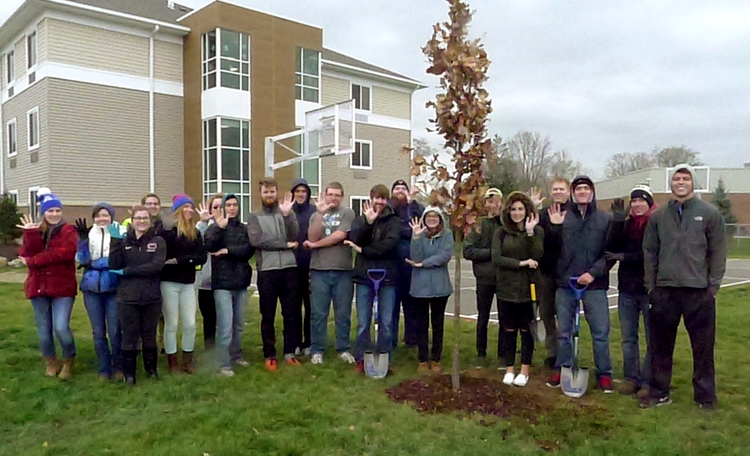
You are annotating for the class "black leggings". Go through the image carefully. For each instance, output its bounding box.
[198,289,217,346]
[499,300,534,367]
[414,296,449,363]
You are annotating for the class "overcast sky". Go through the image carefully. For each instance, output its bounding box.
[1,0,747,178]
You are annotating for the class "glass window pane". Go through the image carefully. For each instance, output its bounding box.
[309,186,319,197]
[207,73,216,89]
[303,75,318,88]
[241,76,249,91]
[241,34,249,61]
[295,47,302,73]
[221,30,240,59]
[221,59,240,72]
[222,148,241,180]
[303,158,319,185]
[242,150,249,181]
[303,49,319,75]
[295,86,302,101]
[223,182,241,194]
[362,144,371,167]
[242,183,250,194]
[207,31,216,59]
[241,121,250,148]
[295,74,301,85]
[208,182,218,193]
[206,119,217,148]
[241,62,249,74]
[207,59,216,72]
[221,119,241,147]
[242,196,250,222]
[303,87,318,103]
[208,149,217,180]
[221,71,240,89]
[362,86,371,110]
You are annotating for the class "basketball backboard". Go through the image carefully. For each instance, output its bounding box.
[264,99,356,176]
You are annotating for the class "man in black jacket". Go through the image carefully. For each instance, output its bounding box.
[537,177,571,369]
[463,187,503,368]
[205,194,255,378]
[640,164,727,409]
[291,178,316,355]
[345,184,401,373]
[546,176,614,393]
[605,185,657,395]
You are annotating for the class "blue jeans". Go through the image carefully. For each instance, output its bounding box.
[618,292,650,386]
[555,288,612,377]
[310,270,354,354]
[31,296,77,359]
[83,292,121,375]
[214,289,247,370]
[355,283,395,362]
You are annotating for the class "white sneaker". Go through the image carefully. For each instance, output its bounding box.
[232,359,250,367]
[339,351,356,364]
[218,368,235,378]
[503,372,515,386]
[311,353,324,365]
[512,374,529,387]
[302,348,311,357]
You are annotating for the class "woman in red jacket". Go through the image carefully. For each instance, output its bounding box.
[18,191,79,379]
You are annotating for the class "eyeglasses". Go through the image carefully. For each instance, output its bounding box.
[144,202,159,207]
[133,217,150,222]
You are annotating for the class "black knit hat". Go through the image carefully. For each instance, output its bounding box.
[391,179,409,191]
[630,184,654,207]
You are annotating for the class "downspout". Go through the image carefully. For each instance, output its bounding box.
[149,25,160,193]
[0,74,5,194]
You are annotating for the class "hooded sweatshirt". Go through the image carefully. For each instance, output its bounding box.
[550,175,613,290]
[350,205,401,286]
[643,164,727,294]
[409,206,454,298]
[606,198,657,295]
[491,192,544,302]
[291,178,316,269]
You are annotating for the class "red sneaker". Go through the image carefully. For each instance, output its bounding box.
[265,358,278,372]
[599,376,614,393]
[356,361,365,374]
[546,372,561,388]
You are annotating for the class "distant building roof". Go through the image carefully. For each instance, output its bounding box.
[322,48,425,88]
[66,0,192,24]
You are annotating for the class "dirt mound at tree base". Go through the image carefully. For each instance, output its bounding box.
[386,373,615,452]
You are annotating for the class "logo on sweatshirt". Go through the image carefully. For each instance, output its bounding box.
[147,243,158,253]
[694,216,703,222]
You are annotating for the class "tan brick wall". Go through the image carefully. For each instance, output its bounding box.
[46,19,149,77]
[320,124,411,205]
[154,40,183,83]
[372,85,410,119]
[153,93,185,199]
[2,79,49,204]
[36,19,48,64]
[14,37,25,81]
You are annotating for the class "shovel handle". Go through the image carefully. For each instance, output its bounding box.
[530,283,537,302]
[569,276,589,300]
[367,269,387,292]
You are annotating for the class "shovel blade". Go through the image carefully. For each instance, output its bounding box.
[530,316,546,344]
[561,366,590,398]
[364,351,389,379]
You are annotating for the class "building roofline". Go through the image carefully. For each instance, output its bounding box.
[178,0,323,31]
[322,58,426,90]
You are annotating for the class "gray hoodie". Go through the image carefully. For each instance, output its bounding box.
[247,204,299,272]
[408,206,454,298]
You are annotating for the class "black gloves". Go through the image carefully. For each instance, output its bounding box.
[611,198,628,222]
[74,218,89,240]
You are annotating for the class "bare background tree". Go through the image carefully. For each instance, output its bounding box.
[605,145,703,178]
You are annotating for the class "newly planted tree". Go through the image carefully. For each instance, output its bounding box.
[405,0,493,390]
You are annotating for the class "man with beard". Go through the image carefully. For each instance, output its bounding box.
[345,184,401,373]
[640,165,726,409]
[291,179,316,355]
[389,179,424,348]
[537,177,571,369]
[463,188,504,369]
[247,178,301,371]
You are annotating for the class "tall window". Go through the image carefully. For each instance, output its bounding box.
[27,31,37,69]
[220,30,250,91]
[6,119,17,157]
[351,84,371,111]
[28,188,39,222]
[201,31,217,90]
[350,196,368,217]
[351,140,372,169]
[293,136,319,197]
[203,117,252,221]
[6,51,14,83]
[295,47,320,102]
[27,107,39,150]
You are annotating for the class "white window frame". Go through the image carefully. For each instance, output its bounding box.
[350,196,369,218]
[26,31,37,70]
[6,50,14,84]
[351,83,372,112]
[201,30,217,91]
[295,47,320,103]
[350,139,373,170]
[6,118,17,157]
[218,29,250,91]
[7,190,18,205]
[27,107,39,151]
[28,186,40,222]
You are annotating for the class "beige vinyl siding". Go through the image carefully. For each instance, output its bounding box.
[47,79,149,204]
[46,19,149,77]
[0,55,5,91]
[320,124,411,202]
[36,19,48,64]
[321,74,350,106]
[2,80,50,205]
[372,86,411,119]
[14,37,25,81]
[154,40,183,83]
[154,93,184,198]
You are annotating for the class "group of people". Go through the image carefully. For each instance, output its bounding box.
[19,163,726,409]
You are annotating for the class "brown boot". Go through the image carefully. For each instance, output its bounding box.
[44,357,58,377]
[430,361,442,374]
[58,358,74,380]
[417,362,430,372]
[167,353,179,374]
[182,351,195,374]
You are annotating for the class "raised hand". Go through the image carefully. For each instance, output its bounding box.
[74,218,89,239]
[362,201,378,225]
[529,187,546,208]
[16,214,40,231]
[314,197,333,214]
[407,186,419,203]
[198,202,211,222]
[212,207,228,228]
[107,222,125,240]
[611,198,628,222]
[525,213,540,233]
[279,192,294,216]
[343,240,362,254]
[409,216,426,237]
[547,203,566,225]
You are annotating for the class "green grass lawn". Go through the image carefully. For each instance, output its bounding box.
[727,237,750,259]
[1,284,749,455]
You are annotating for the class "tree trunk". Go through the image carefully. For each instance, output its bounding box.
[451,255,461,390]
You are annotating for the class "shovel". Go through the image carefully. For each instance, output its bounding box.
[529,281,546,344]
[561,276,590,398]
[364,269,389,379]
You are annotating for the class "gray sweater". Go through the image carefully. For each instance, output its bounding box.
[247,205,299,272]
